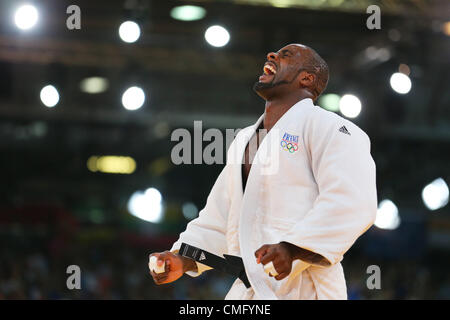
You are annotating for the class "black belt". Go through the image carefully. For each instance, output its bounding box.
[179,243,251,288]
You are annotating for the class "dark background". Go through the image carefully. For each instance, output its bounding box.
[0,0,449,299]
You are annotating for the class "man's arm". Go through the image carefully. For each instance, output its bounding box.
[254,242,327,281]
[181,255,198,273]
[282,242,328,265]
[255,115,377,279]
[168,163,232,278]
[281,116,377,266]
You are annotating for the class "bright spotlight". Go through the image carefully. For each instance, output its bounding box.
[390,72,412,94]
[170,5,206,21]
[14,4,38,30]
[422,178,449,211]
[374,199,401,230]
[182,202,198,220]
[205,25,230,47]
[339,94,361,118]
[127,188,163,223]
[119,21,141,43]
[80,77,109,94]
[40,85,59,108]
[318,93,341,112]
[122,86,145,110]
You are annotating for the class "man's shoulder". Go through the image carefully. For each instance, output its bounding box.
[307,104,368,139]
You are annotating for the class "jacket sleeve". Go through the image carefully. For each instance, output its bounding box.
[282,115,377,266]
[170,164,231,277]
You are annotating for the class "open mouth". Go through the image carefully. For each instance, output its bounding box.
[258,62,277,83]
[263,64,277,76]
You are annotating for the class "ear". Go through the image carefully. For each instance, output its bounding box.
[298,71,316,89]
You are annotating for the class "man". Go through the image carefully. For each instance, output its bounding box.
[149,44,377,299]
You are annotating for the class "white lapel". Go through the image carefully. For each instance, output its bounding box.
[225,114,265,258]
[237,98,313,299]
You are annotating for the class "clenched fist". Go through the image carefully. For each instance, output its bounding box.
[148,251,197,285]
[254,242,297,281]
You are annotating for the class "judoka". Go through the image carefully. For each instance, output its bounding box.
[149,43,378,300]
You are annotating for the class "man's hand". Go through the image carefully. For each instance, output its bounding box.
[254,242,297,281]
[149,251,197,285]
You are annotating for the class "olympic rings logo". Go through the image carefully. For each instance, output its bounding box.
[280,140,299,153]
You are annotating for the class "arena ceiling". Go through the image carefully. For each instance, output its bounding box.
[0,0,448,236]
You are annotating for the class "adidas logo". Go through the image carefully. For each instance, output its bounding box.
[199,252,206,261]
[339,126,351,135]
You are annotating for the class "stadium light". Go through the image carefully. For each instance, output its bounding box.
[119,21,141,43]
[14,4,38,30]
[40,85,59,108]
[87,156,136,174]
[339,94,361,118]
[374,199,401,230]
[422,178,449,211]
[390,72,412,94]
[170,5,206,21]
[269,0,292,8]
[80,77,109,94]
[205,25,230,47]
[182,202,199,220]
[398,63,411,76]
[318,93,341,112]
[127,188,163,223]
[122,86,145,110]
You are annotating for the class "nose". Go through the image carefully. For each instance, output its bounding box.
[267,52,278,62]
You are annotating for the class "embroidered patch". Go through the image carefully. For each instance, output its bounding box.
[280,132,299,153]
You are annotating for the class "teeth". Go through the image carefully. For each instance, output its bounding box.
[263,65,276,75]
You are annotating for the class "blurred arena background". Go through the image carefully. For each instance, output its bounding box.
[0,0,449,299]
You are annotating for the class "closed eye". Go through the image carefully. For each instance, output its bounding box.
[279,49,292,58]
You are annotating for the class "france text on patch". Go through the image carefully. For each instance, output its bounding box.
[280,132,299,153]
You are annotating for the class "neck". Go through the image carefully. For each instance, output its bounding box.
[263,91,313,132]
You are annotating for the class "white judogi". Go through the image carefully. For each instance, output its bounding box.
[170,98,377,300]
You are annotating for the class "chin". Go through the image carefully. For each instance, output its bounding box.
[253,81,274,91]
[253,81,276,100]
